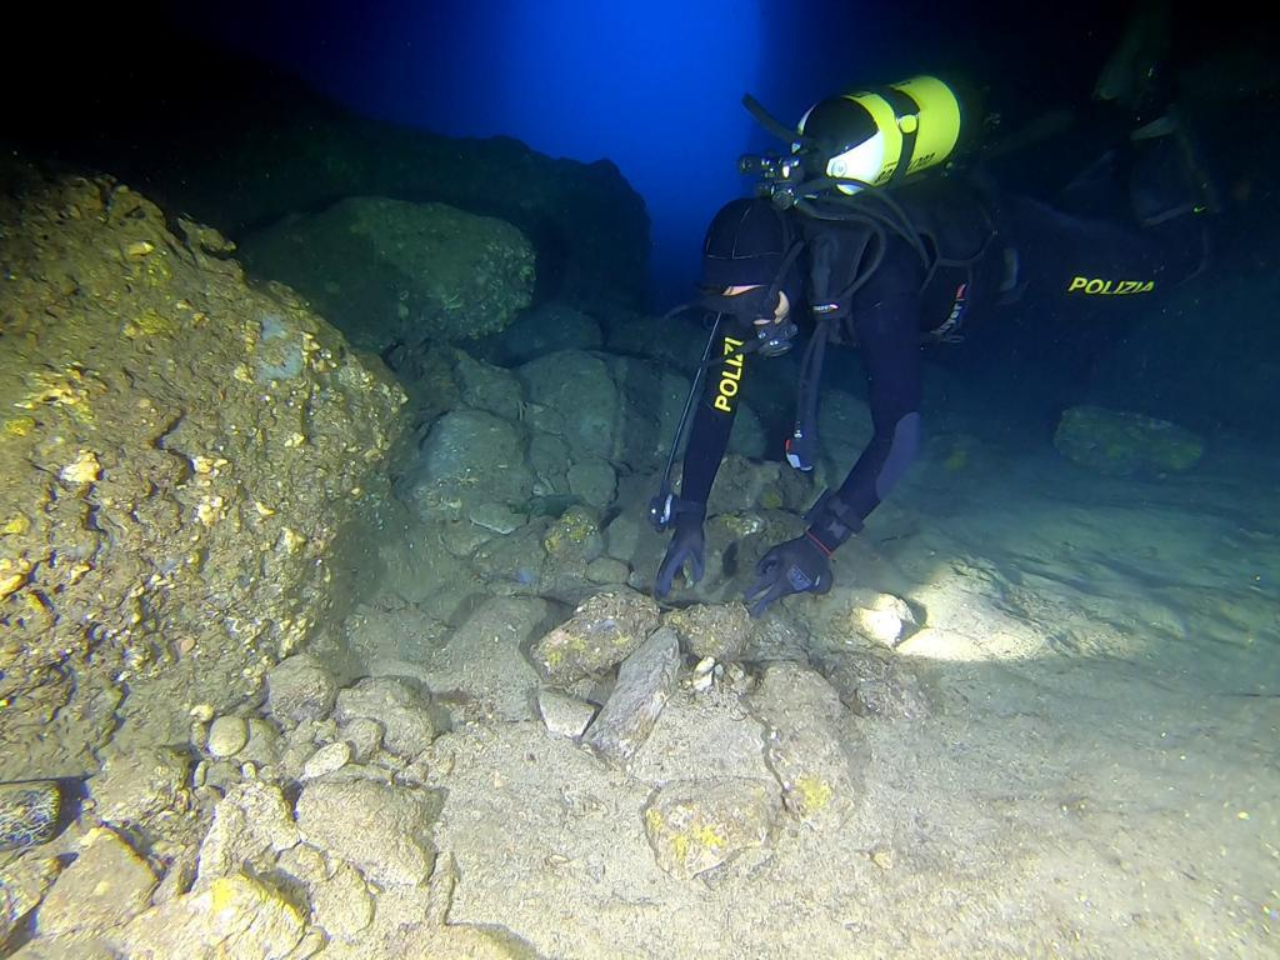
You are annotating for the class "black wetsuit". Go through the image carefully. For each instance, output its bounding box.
[675,153,1209,545]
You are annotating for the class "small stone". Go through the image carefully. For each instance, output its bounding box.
[302,742,351,781]
[266,654,338,726]
[206,716,249,759]
[870,845,895,870]
[584,556,630,585]
[338,717,384,763]
[295,780,440,887]
[536,688,598,739]
[663,602,751,661]
[189,720,209,752]
[855,594,917,647]
[540,505,603,563]
[189,704,215,723]
[334,678,436,758]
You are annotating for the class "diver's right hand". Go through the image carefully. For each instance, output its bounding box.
[655,513,706,598]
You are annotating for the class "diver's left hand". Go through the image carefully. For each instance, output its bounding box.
[744,533,833,617]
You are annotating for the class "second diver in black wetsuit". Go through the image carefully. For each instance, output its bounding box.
[650,65,1217,617]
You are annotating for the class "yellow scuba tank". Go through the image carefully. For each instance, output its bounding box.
[797,75,962,194]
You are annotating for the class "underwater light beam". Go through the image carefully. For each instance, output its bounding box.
[476,0,768,304]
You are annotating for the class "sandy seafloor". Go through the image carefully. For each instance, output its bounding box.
[368,410,1278,960]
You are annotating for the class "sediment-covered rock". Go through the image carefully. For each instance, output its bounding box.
[815,650,933,721]
[239,197,536,352]
[194,782,300,890]
[1053,405,1205,477]
[295,780,440,887]
[662,603,752,662]
[643,778,780,881]
[0,856,62,945]
[583,627,681,763]
[528,589,661,683]
[748,662,863,829]
[35,827,157,937]
[115,873,305,960]
[265,654,339,727]
[0,159,405,781]
[333,677,437,759]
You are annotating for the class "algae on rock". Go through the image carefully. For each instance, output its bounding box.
[0,158,406,781]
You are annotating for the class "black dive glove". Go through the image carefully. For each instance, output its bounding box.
[744,490,861,617]
[655,503,706,598]
[744,533,833,617]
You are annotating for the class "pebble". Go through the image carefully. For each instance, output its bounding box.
[189,703,215,723]
[870,845,896,870]
[301,742,352,781]
[206,716,250,759]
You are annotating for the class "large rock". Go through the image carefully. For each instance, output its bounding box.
[334,677,437,758]
[194,782,300,890]
[471,301,605,366]
[0,160,405,780]
[115,873,304,960]
[36,828,157,937]
[89,747,192,833]
[748,662,863,830]
[239,197,535,352]
[529,589,661,683]
[0,857,62,945]
[265,653,338,726]
[643,779,780,881]
[518,351,620,462]
[399,409,536,524]
[294,780,440,887]
[518,350,766,475]
[1053,405,1204,477]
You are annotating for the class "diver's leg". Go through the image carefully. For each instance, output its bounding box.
[1093,0,1174,125]
[1128,106,1221,225]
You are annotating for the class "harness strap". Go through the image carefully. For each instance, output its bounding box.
[874,85,922,187]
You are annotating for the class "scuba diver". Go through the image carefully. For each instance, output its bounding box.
[649,22,1217,617]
